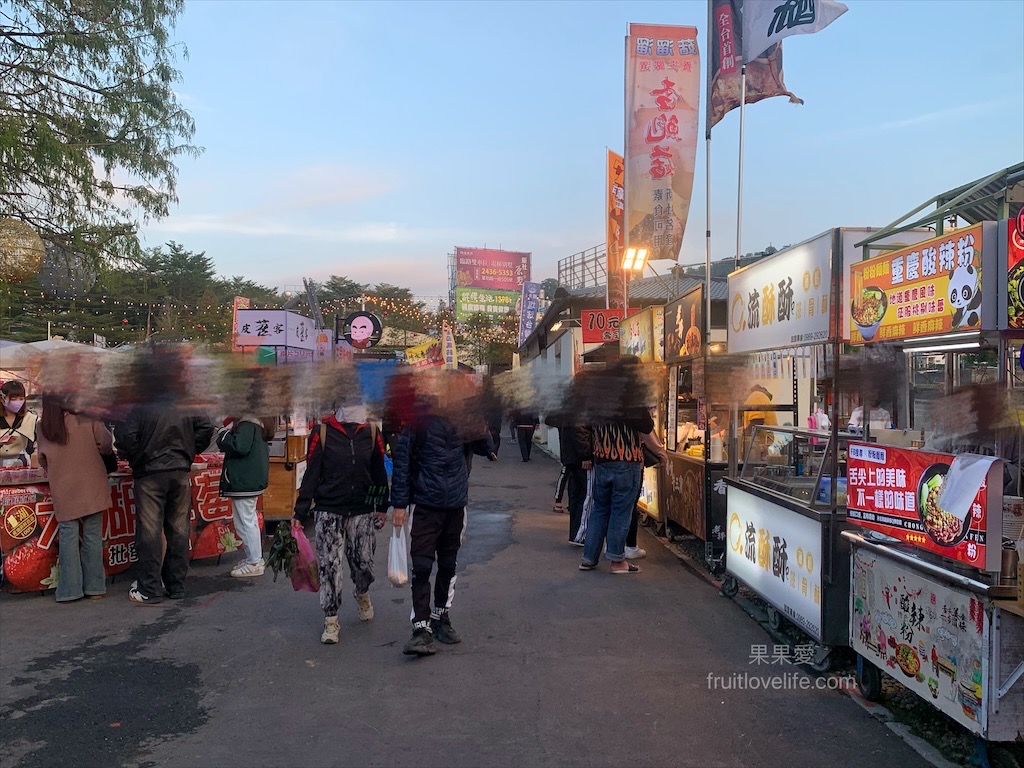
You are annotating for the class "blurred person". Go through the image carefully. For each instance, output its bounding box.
[217,414,276,578]
[36,395,115,603]
[0,380,37,467]
[578,357,666,575]
[293,399,390,644]
[848,396,891,432]
[544,409,592,545]
[513,409,540,461]
[116,404,215,604]
[391,383,494,657]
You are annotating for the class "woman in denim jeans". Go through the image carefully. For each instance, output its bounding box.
[36,395,114,602]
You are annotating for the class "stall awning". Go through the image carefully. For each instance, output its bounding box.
[855,162,1024,251]
[580,342,620,363]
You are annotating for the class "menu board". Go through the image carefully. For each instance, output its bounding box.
[1007,209,1024,329]
[619,307,654,361]
[851,547,988,735]
[849,223,992,344]
[664,287,704,363]
[846,443,1002,571]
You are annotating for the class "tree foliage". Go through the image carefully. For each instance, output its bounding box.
[0,0,199,263]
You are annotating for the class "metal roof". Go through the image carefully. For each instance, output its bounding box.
[856,161,1024,249]
[568,273,729,302]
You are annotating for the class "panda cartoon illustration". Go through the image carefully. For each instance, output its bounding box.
[948,261,981,328]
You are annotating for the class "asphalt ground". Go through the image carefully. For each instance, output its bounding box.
[0,438,934,768]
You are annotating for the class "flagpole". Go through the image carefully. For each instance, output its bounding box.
[705,0,714,334]
[735,63,746,270]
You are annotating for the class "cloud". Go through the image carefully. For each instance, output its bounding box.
[148,215,410,242]
[824,98,1014,142]
[173,90,215,114]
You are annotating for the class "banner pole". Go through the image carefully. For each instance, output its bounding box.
[705,133,712,336]
[606,148,611,311]
[735,63,746,271]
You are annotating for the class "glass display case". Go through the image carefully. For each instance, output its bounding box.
[739,424,860,509]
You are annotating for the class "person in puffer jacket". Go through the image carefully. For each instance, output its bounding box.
[217,415,275,578]
[293,401,390,645]
[391,390,494,657]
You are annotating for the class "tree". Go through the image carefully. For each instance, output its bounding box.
[540,278,560,300]
[1,0,199,263]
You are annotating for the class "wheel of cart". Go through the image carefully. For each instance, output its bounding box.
[765,605,784,632]
[808,646,833,674]
[855,654,882,701]
[663,520,679,542]
[720,574,739,598]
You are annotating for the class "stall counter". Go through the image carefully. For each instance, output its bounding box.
[0,453,262,593]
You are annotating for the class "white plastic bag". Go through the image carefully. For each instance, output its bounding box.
[387,515,411,588]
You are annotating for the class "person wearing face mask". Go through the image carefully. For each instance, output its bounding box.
[293,399,390,644]
[0,380,37,467]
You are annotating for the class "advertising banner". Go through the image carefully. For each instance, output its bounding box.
[517,282,542,347]
[235,309,317,351]
[662,453,705,538]
[454,287,518,322]
[664,286,704,363]
[652,305,665,362]
[845,443,1002,571]
[850,223,987,345]
[441,322,458,369]
[454,247,531,291]
[581,308,638,344]
[851,547,988,735]
[619,307,654,361]
[726,484,824,641]
[607,149,626,309]
[707,0,802,131]
[404,339,442,367]
[626,24,700,263]
[1007,207,1024,328]
[728,233,832,354]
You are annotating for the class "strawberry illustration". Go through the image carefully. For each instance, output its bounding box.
[3,538,59,592]
[191,521,231,560]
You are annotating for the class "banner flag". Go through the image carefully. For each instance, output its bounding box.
[607,149,626,309]
[707,0,803,133]
[742,0,848,62]
[441,322,458,369]
[625,24,700,263]
[517,281,542,347]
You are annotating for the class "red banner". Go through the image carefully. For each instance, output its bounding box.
[454,248,531,292]
[581,308,639,343]
[845,443,1000,571]
[1,456,262,593]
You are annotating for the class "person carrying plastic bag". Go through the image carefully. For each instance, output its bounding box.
[294,399,389,645]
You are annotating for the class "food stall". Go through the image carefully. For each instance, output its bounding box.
[720,229,857,669]
[843,212,1024,740]
[619,305,665,530]
[0,455,261,593]
[234,308,325,529]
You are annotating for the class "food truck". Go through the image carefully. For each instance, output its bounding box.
[842,199,1024,741]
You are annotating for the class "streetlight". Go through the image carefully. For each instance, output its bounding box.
[621,247,649,308]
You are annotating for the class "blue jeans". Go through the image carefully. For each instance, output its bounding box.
[56,513,106,601]
[583,461,641,564]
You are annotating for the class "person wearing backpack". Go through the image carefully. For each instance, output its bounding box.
[293,400,389,644]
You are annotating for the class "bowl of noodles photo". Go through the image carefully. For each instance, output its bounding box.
[851,287,887,341]
[918,464,970,547]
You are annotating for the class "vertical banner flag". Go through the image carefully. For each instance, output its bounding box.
[742,0,848,62]
[517,281,542,347]
[607,150,626,309]
[707,0,803,132]
[441,322,458,369]
[231,296,250,351]
[626,25,700,264]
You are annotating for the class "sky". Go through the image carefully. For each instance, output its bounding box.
[140,0,1024,305]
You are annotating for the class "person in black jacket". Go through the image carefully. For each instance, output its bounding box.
[391,383,493,657]
[293,401,390,644]
[544,409,592,546]
[116,405,215,604]
[512,409,540,461]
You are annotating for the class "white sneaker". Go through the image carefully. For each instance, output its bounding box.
[230,560,265,577]
[321,616,340,644]
[624,546,647,560]
[355,592,374,622]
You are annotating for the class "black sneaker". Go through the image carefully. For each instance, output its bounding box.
[403,627,436,656]
[431,614,461,645]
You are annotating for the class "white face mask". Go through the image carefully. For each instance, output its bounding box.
[5,399,24,414]
[336,404,369,424]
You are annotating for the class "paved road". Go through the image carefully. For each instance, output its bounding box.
[0,440,932,768]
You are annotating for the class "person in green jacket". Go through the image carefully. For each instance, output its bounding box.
[218,415,276,577]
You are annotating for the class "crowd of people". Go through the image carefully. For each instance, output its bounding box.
[1,355,669,655]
